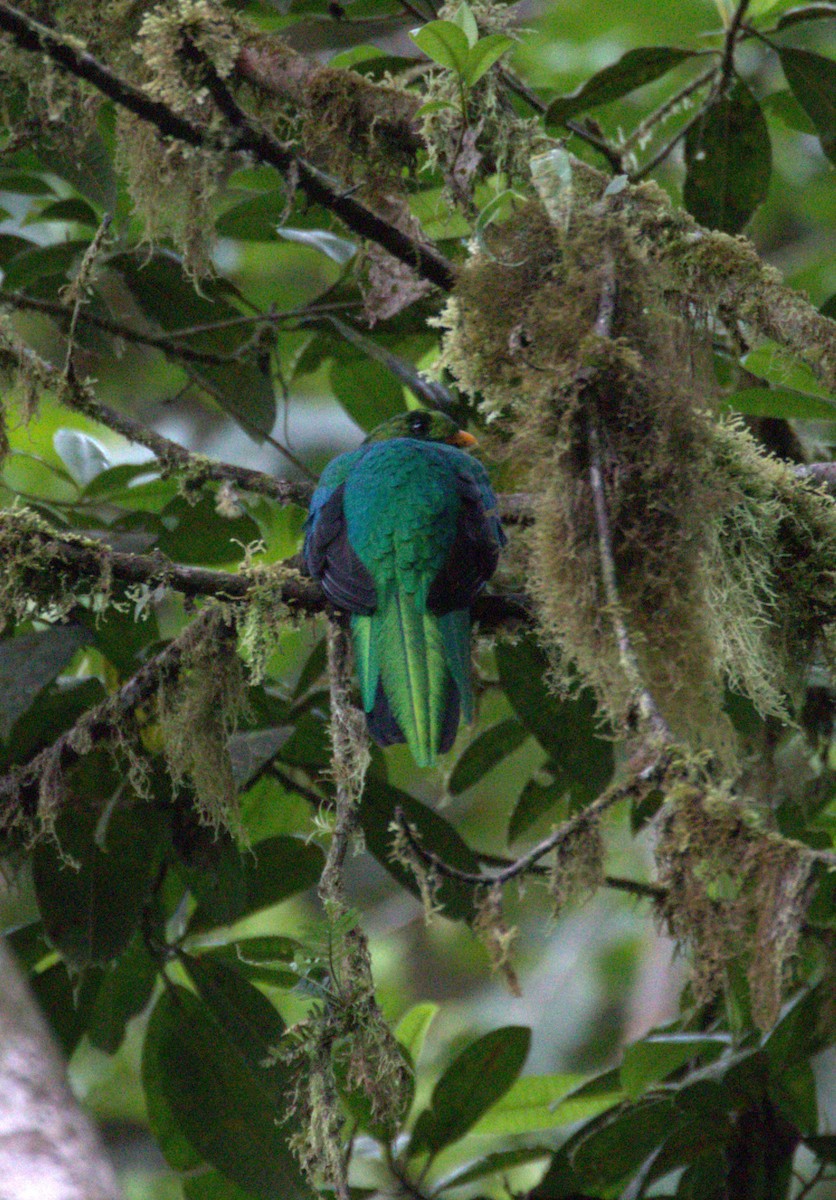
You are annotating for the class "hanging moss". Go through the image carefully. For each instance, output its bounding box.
[116,0,242,276]
[441,157,836,762]
[473,883,521,994]
[655,781,816,1028]
[158,607,246,830]
[546,815,605,918]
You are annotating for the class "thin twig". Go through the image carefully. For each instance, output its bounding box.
[622,64,717,156]
[392,750,672,888]
[564,117,626,174]
[631,102,707,181]
[4,292,244,366]
[719,0,753,90]
[0,1,456,292]
[585,254,673,740]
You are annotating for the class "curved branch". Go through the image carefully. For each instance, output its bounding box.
[1,508,531,625]
[0,1,455,292]
[393,749,672,888]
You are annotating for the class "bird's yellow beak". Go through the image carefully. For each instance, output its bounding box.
[447,430,478,448]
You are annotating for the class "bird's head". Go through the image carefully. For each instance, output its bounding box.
[363,410,477,448]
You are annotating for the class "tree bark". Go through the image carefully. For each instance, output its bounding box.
[0,939,123,1200]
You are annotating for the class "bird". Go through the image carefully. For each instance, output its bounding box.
[304,410,505,767]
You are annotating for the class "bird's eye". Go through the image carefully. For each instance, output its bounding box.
[409,412,430,436]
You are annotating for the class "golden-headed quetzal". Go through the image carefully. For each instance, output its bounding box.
[304,411,505,767]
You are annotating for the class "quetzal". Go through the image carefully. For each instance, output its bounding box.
[304,411,505,767]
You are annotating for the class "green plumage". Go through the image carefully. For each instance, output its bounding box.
[304,412,504,766]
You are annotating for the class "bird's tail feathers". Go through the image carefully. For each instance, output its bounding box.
[352,596,471,766]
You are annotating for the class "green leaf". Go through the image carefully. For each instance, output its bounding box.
[449,2,479,46]
[435,1147,552,1191]
[569,1096,678,1188]
[763,985,828,1067]
[360,780,480,921]
[276,226,357,264]
[545,47,696,128]
[722,385,836,420]
[216,189,295,239]
[143,985,313,1197]
[762,88,817,134]
[0,624,88,740]
[0,233,35,265]
[86,934,158,1054]
[0,170,55,194]
[181,953,287,1104]
[803,1133,836,1163]
[199,935,304,988]
[0,239,90,289]
[411,21,472,75]
[741,341,836,400]
[414,98,458,117]
[777,3,836,28]
[330,352,406,431]
[496,638,614,822]
[778,46,836,162]
[396,1002,439,1065]
[185,832,323,931]
[184,1171,261,1200]
[228,727,294,790]
[32,800,168,969]
[621,1033,729,1099]
[53,429,111,486]
[449,718,528,794]
[27,198,100,226]
[471,1072,595,1135]
[684,78,772,233]
[463,33,515,86]
[1,678,105,773]
[508,774,568,845]
[29,961,104,1057]
[409,1026,531,1157]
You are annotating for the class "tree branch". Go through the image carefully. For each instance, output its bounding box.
[0,940,124,1200]
[0,609,218,833]
[0,1,456,292]
[0,507,531,628]
[585,253,673,740]
[393,749,672,888]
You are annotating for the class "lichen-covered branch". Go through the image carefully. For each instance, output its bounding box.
[0,608,219,838]
[584,256,673,740]
[0,506,530,632]
[0,506,318,608]
[393,749,673,889]
[0,0,455,291]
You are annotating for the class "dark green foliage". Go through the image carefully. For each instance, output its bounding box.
[0,2,834,1199]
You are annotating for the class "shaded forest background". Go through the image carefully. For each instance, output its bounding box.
[0,0,835,1198]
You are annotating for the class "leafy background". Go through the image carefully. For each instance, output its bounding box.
[0,0,835,1197]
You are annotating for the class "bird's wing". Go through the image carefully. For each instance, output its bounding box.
[427,454,505,615]
[304,449,377,613]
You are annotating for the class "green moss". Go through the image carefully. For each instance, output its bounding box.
[656,781,816,1028]
[442,159,836,763]
[158,607,246,830]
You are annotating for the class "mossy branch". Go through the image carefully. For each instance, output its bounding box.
[584,254,673,740]
[0,607,222,836]
[0,507,530,631]
[392,748,673,889]
[0,0,455,292]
